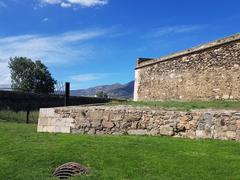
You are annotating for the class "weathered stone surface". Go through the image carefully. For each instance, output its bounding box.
[226,131,236,140]
[160,125,174,136]
[38,106,240,141]
[88,111,103,121]
[91,120,102,128]
[148,129,160,136]
[127,129,148,135]
[71,129,85,134]
[180,116,189,124]
[196,130,208,138]
[134,33,240,101]
[87,128,96,135]
[102,121,115,128]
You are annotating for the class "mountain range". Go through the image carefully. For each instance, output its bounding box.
[0,81,135,99]
[71,81,134,99]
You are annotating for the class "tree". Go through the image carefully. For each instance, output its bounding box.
[96,91,108,99]
[9,57,35,92]
[9,57,56,94]
[34,60,56,94]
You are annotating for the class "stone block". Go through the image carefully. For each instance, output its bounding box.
[71,129,85,134]
[109,112,124,121]
[227,125,237,131]
[96,130,106,135]
[41,126,48,132]
[148,129,160,136]
[39,108,55,117]
[38,118,49,126]
[46,126,55,132]
[160,125,174,136]
[237,120,240,129]
[234,112,240,117]
[88,111,103,120]
[236,130,240,140]
[127,129,148,135]
[102,111,110,121]
[186,130,196,139]
[55,126,70,133]
[180,116,189,124]
[195,130,212,139]
[65,118,75,127]
[225,131,236,140]
[124,113,142,121]
[91,120,102,128]
[222,95,230,100]
[196,130,207,138]
[55,118,66,126]
[87,128,96,135]
[102,121,115,128]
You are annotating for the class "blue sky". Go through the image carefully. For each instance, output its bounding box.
[0,0,239,89]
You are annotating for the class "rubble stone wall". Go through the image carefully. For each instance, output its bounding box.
[134,34,240,101]
[38,105,240,141]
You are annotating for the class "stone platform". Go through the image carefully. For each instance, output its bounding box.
[38,105,240,141]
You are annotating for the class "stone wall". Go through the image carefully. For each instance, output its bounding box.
[134,33,240,101]
[38,105,240,141]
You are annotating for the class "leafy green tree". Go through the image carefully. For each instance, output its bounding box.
[34,60,56,94]
[9,57,56,94]
[9,57,35,92]
[96,91,108,98]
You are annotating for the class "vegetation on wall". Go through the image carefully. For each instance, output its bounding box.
[109,100,240,111]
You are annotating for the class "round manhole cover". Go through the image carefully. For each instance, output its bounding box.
[53,162,89,179]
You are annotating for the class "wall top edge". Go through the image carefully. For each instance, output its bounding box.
[136,33,240,70]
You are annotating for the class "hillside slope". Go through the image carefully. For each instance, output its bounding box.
[71,81,134,99]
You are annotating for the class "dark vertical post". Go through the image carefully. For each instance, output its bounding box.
[26,110,30,124]
[26,104,30,124]
[64,82,70,106]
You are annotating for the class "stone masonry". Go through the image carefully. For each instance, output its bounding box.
[134,33,240,101]
[38,105,240,141]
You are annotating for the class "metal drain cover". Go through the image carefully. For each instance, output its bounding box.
[53,162,89,179]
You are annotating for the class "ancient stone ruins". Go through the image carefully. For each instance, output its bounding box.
[38,105,240,141]
[38,33,240,141]
[134,33,240,101]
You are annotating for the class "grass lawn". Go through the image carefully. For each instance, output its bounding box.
[109,100,240,111]
[0,122,240,179]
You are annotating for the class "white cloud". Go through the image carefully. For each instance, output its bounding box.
[0,62,11,85]
[42,17,49,22]
[39,0,108,8]
[0,28,110,85]
[41,0,62,4]
[67,0,108,7]
[151,25,205,37]
[70,73,107,82]
[61,2,71,8]
[0,1,7,8]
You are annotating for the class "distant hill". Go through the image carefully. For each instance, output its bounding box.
[71,81,134,99]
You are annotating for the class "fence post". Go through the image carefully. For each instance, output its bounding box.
[64,82,70,106]
[26,110,30,124]
[26,104,30,124]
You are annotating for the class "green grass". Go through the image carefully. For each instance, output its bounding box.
[0,110,38,124]
[1,122,240,179]
[109,100,240,111]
